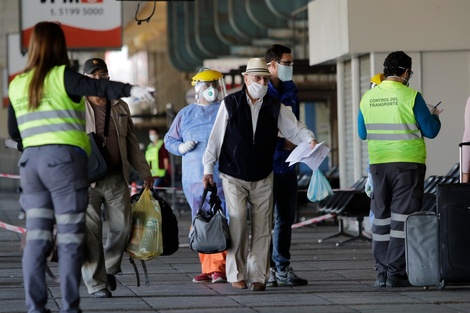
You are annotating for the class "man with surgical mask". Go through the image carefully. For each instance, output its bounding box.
[165,68,228,284]
[202,57,317,291]
[264,44,308,287]
[358,51,441,287]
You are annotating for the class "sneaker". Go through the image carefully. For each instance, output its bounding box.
[267,267,277,287]
[375,272,387,288]
[386,274,412,288]
[275,266,308,286]
[211,272,227,283]
[192,273,211,283]
[92,289,112,298]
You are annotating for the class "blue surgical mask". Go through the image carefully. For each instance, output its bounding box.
[278,63,293,82]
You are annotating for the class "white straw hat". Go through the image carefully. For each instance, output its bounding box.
[242,58,271,76]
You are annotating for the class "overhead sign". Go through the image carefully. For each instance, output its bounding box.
[20,0,122,53]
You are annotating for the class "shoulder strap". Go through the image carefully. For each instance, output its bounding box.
[102,100,111,147]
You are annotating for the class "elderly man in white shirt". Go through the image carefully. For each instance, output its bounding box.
[202,57,317,292]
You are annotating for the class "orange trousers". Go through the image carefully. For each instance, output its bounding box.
[199,251,227,274]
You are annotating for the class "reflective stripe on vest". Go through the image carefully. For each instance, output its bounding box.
[9,65,90,154]
[366,123,422,140]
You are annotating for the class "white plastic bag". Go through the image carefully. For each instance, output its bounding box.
[307,169,334,202]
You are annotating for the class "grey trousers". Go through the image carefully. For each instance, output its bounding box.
[20,145,88,313]
[81,169,131,293]
[370,162,425,276]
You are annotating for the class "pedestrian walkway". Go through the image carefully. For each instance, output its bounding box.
[2,192,470,313]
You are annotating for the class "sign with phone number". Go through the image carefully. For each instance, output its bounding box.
[20,0,122,52]
[50,7,105,16]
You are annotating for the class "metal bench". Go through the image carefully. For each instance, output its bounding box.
[318,176,371,246]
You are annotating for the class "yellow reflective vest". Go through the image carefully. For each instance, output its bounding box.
[360,80,426,164]
[9,65,90,154]
[145,140,166,177]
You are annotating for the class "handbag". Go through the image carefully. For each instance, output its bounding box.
[189,184,230,254]
[87,101,111,183]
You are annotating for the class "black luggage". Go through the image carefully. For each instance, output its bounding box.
[435,183,470,289]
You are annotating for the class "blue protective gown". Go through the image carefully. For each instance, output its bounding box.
[164,102,226,217]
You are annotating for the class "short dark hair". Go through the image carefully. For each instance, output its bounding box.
[265,44,292,63]
[383,51,412,77]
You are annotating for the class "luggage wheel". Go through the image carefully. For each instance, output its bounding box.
[437,279,446,291]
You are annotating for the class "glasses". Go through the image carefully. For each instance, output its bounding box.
[278,60,294,66]
[398,67,413,78]
[249,75,270,83]
[88,72,109,80]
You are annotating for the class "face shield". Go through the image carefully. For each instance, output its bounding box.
[194,77,227,104]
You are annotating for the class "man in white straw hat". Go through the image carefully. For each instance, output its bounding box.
[202,57,317,291]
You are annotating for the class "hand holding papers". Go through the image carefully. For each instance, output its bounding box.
[285,141,330,171]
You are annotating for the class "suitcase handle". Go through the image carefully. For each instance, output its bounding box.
[459,142,470,182]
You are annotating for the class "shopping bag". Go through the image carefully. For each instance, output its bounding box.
[127,188,163,261]
[189,184,230,254]
[307,169,334,202]
[138,188,179,256]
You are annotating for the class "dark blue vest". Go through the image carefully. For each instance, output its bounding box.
[219,87,280,181]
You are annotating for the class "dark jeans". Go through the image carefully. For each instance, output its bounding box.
[271,172,298,270]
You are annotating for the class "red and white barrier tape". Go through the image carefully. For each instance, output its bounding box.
[292,213,335,229]
[0,173,20,179]
[0,221,26,234]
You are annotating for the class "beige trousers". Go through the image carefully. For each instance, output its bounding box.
[221,172,274,284]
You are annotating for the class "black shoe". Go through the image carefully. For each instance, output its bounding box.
[386,275,412,288]
[107,274,117,291]
[375,272,387,287]
[92,289,112,298]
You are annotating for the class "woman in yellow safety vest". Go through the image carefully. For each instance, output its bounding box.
[8,21,154,313]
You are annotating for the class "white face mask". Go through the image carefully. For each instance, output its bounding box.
[278,63,293,82]
[149,134,158,142]
[202,87,218,103]
[247,81,268,99]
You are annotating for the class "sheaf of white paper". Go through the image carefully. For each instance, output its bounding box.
[285,141,330,171]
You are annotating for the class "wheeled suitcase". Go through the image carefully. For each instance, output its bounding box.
[405,211,440,287]
[435,183,470,289]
